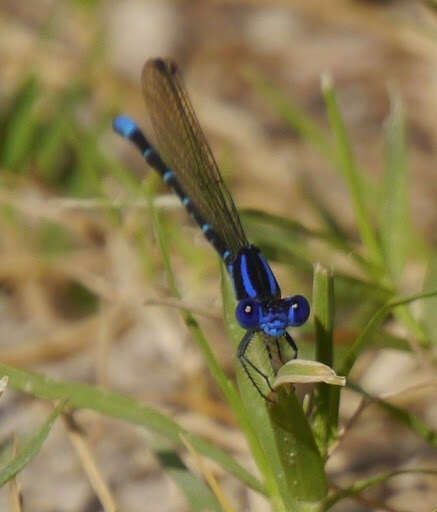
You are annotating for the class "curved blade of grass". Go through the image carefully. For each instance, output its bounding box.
[333,273,392,305]
[322,75,384,272]
[242,209,318,240]
[221,266,293,511]
[339,290,437,377]
[348,382,437,447]
[149,436,222,512]
[311,265,338,458]
[322,468,437,510]
[242,208,368,272]
[0,399,66,487]
[370,330,411,352]
[243,208,353,277]
[243,208,358,267]
[0,362,264,494]
[381,91,409,282]
[244,222,314,275]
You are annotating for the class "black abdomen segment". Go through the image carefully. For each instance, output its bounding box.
[113,116,233,265]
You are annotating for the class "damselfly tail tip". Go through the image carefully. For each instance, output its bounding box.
[113,115,138,139]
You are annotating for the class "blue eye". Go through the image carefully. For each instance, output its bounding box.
[235,299,260,329]
[288,295,310,326]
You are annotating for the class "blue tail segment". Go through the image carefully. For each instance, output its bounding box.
[113,115,138,139]
[113,58,310,400]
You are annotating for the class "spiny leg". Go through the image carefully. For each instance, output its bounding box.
[284,331,298,359]
[275,338,284,365]
[238,331,273,400]
[265,338,274,367]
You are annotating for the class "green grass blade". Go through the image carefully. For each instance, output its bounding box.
[381,91,409,281]
[348,382,437,447]
[322,75,383,271]
[242,209,316,240]
[370,330,411,352]
[243,208,352,255]
[333,273,392,304]
[311,264,338,458]
[339,290,437,377]
[242,209,381,282]
[0,399,66,487]
[268,389,328,504]
[0,362,265,494]
[313,265,334,368]
[243,214,314,275]
[322,468,437,510]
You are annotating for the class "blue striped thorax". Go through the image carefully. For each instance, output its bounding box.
[231,246,310,337]
[230,246,281,300]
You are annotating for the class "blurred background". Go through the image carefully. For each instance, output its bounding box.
[0,0,436,510]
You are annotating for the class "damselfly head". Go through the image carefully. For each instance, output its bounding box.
[235,295,310,336]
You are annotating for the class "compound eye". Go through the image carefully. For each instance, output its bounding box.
[235,299,260,329]
[288,295,310,326]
